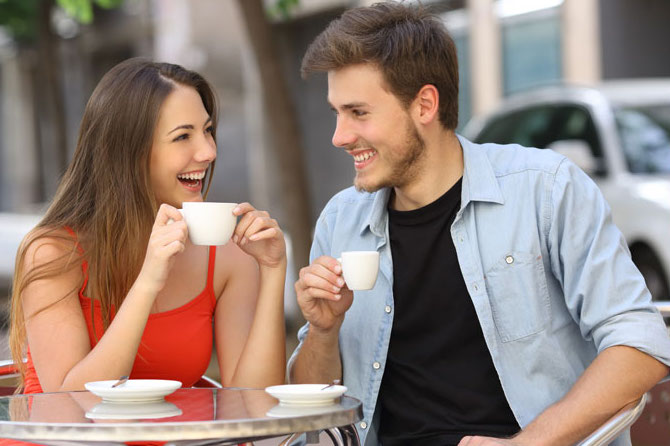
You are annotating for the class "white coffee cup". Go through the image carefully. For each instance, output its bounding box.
[337,251,380,291]
[178,202,238,246]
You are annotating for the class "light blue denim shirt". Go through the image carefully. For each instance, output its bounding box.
[289,136,670,446]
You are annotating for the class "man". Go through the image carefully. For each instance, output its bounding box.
[289,3,670,445]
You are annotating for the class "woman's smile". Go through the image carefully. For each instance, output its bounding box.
[177,169,206,192]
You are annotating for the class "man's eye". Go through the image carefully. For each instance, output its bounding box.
[173,133,189,142]
[353,110,367,117]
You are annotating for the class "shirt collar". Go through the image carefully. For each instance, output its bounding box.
[458,134,505,207]
[366,188,391,237]
[360,134,504,236]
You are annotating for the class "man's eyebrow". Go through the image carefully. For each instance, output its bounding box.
[328,101,370,111]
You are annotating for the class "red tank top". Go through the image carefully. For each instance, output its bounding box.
[23,241,218,393]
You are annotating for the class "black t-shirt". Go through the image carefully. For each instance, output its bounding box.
[378,179,519,446]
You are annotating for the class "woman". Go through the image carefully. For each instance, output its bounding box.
[8,58,286,393]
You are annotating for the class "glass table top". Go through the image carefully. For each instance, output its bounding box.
[0,387,363,443]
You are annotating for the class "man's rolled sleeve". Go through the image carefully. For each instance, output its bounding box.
[548,158,670,366]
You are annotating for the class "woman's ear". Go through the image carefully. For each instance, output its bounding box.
[413,84,439,125]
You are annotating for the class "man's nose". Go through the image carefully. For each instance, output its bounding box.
[332,118,357,148]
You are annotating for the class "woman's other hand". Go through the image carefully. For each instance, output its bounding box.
[137,204,188,294]
[232,203,286,268]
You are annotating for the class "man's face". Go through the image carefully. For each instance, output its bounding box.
[328,64,426,193]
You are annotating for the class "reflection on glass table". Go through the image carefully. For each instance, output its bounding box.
[0,387,362,445]
[85,400,182,420]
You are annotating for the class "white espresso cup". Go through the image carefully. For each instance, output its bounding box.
[337,251,380,291]
[178,202,238,246]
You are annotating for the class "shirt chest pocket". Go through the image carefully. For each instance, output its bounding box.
[484,251,551,342]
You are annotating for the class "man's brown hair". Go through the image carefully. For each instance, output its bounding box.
[302,1,459,129]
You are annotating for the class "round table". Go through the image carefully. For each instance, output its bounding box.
[0,387,363,445]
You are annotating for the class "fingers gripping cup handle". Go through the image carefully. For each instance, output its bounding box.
[166,209,186,226]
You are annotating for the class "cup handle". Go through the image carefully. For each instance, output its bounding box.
[167,209,185,225]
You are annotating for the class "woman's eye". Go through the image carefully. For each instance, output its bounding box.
[205,125,214,134]
[173,133,189,142]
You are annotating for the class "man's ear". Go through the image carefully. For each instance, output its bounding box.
[413,84,439,125]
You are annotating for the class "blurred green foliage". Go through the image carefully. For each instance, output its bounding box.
[0,0,123,43]
[57,0,124,24]
[268,0,299,19]
[0,0,41,42]
[0,0,300,44]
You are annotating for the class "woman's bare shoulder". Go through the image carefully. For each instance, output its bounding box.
[18,227,84,315]
[21,227,79,270]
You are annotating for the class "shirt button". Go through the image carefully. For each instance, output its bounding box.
[473,284,479,292]
[505,255,514,264]
[360,421,368,429]
[373,362,381,370]
[384,305,392,313]
[459,236,464,243]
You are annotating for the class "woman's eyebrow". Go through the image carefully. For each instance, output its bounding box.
[167,117,211,135]
[167,124,194,135]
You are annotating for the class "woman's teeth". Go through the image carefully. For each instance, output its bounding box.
[177,171,206,181]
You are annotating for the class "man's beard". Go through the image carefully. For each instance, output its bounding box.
[354,120,426,193]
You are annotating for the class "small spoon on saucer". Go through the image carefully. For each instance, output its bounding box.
[320,379,341,390]
[111,375,129,388]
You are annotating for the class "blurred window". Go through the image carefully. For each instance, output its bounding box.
[501,13,561,95]
[454,32,472,131]
[615,105,670,174]
[441,9,472,132]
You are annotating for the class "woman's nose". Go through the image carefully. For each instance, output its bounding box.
[195,137,217,162]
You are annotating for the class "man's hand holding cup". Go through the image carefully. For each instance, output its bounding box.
[295,251,379,333]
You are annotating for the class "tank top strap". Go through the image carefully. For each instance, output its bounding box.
[63,226,89,298]
[206,246,217,305]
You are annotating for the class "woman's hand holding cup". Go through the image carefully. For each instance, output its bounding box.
[137,203,188,295]
[232,202,286,268]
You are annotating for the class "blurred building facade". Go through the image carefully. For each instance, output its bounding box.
[0,0,153,213]
[1,0,669,227]
[0,0,669,327]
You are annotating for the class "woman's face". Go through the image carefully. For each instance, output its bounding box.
[149,84,216,208]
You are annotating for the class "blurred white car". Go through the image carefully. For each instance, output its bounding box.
[464,79,670,301]
[0,213,41,290]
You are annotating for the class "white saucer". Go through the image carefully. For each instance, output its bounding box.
[85,379,182,403]
[85,400,182,420]
[265,384,347,406]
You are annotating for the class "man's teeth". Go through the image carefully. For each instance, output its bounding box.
[353,152,375,162]
[177,172,205,180]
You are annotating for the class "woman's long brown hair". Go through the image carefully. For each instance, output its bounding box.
[9,58,218,387]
